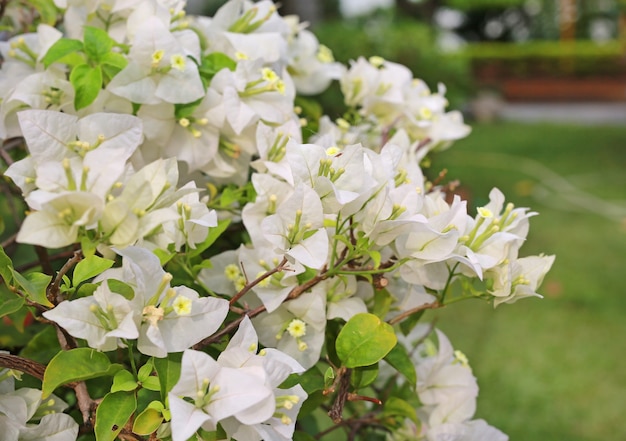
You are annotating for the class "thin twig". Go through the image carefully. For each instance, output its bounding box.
[229,257,288,306]
[387,300,441,326]
[47,249,82,304]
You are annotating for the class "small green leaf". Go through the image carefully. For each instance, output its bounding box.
[41,38,84,68]
[111,370,137,393]
[153,352,182,401]
[76,282,98,298]
[351,363,379,389]
[137,359,154,383]
[0,297,25,318]
[83,26,114,63]
[382,396,419,425]
[0,245,13,285]
[132,406,163,436]
[80,236,97,257]
[107,279,134,300]
[372,288,394,319]
[199,52,236,82]
[73,255,114,286]
[29,0,59,25]
[141,376,161,392]
[10,269,53,307]
[323,366,335,389]
[95,391,137,441]
[384,344,417,386]
[336,313,397,368]
[101,52,128,69]
[42,348,123,398]
[70,64,102,110]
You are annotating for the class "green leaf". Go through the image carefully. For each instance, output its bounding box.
[73,255,114,286]
[95,391,137,441]
[384,344,417,386]
[70,64,103,110]
[293,431,317,441]
[153,352,182,401]
[351,363,379,389]
[137,359,154,383]
[0,297,25,318]
[76,282,98,298]
[382,396,419,425]
[111,370,137,393]
[323,366,335,389]
[107,279,134,300]
[132,406,163,435]
[19,326,61,364]
[10,269,53,307]
[199,52,236,82]
[41,38,84,68]
[101,52,128,69]
[371,288,394,319]
[42,348,123,398]
[29,0,59,25]
[141,376,161,392]
[336,313,397,368]
[0,245,12,285]
[83,26,114,63]
[399,309,426,336]
[189,219,231,258]
[80,236,97,258]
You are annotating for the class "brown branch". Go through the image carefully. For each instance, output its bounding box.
[387,300,441,326]
[0,353,46,380]
[328,367,352,423]
[35,246,53,275]
[229,257,288,306]
[47,249,83,304]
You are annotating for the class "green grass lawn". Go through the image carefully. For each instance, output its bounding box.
[428,122,626,441]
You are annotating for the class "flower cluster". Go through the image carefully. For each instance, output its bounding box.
[0,1,554,440]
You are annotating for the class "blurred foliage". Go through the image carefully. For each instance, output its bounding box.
[460,40,626,78]
[312,11,473,115]
[444,0,525,9]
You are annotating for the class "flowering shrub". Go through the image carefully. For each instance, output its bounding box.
[0,1,554,440]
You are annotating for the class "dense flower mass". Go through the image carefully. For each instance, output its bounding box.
[0,1,553,440]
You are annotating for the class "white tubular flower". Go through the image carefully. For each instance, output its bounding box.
[261,184,328,270]
[43,282,138,351]
[107,17,204,105]
[97,246,229,357]
[487,254,555,307]
[169,349,274,441]
[253,289,326,369]
[17,191,104,248]
[0,385,78,441]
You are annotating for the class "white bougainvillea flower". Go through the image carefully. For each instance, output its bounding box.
[487,254,555,307]
[0,383,78,441]
[43,282,138,351]
[287,28,344,95]
[98,246,229,357]
[425,419,509,441]
[169,348,274,441]
[107,16,204,104]
[253,288,326,369]
[261,184,328,269]
[17,191,103,248]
